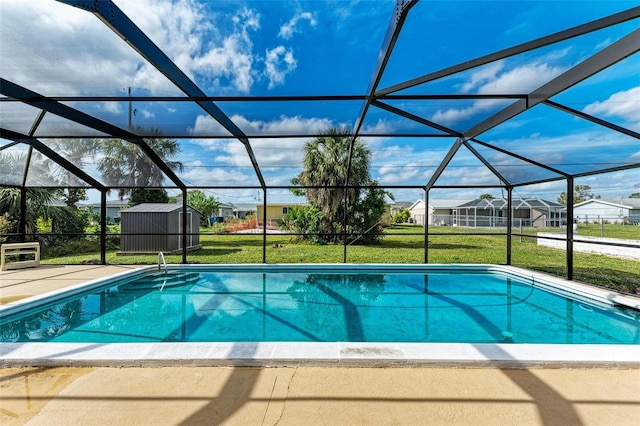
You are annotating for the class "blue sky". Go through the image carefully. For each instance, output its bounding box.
[1,0,639,205]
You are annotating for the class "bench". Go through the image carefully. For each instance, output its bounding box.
[1,242,40,271]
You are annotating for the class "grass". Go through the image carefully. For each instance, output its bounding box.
[40,224,640,294]
[570,223,640,239]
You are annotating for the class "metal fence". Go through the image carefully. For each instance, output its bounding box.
[430,215,546,228]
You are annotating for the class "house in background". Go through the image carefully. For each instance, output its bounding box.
[232,203,256,219]
[255,193,395,226]
[430,199,474,226]
[212,203,235,222]
[408,198,564,227]
[408,199,426,225]
[390,201,414,217]
[82,199,129,223]
[408,199,472,226]
[119,203,201,254]
[573,198,640,224]
[256,194,308,224]
[382,194,395,219]
[455,198,564,227]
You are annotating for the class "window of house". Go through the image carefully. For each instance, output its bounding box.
[283,207,289,214]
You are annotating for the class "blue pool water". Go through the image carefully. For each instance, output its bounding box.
[1,268,638,344]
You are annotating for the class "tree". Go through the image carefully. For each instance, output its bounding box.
[46,138,99,207]
[557,185,599,205]
[479,193,494,199]
[0,186,69,238]
[97,128,183,200]
[0,151,71,238]
[0,149,92,241]
[629,193,640,199]
[350,182,390,244]
[129,188,169,206]
[0,213,13,242]
[281,205,324,243]
[187,190,220,226]
[288,127,388,244]
[392,209,411,224]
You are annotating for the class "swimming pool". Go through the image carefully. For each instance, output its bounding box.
[1,264,639,367]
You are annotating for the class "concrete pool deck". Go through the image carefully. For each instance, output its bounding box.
[1,265,640,425]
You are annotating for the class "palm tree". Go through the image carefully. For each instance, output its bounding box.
[46,138,99,185]
[0,186,69,238]
[294,127,372,242]
[97,128,183,200]
[187,190,220,226]
[45,138,101,206]
[0,151,68,237]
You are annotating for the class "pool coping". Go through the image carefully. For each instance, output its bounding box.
[1,264,639,368]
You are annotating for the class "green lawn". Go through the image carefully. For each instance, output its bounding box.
[41,224,640,294]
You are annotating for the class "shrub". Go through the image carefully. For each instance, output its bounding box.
[0,213,13,242]
[42,239,101,258]
[280,205,324,243]
[393,209,411,224]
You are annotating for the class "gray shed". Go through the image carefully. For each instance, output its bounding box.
[119,203,201,254]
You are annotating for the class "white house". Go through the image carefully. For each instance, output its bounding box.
[408,199,473,226]
[83,199,129,223]
[573,198,640,224]
[407,198,564,227]
[390,201,414,217]
[456,198,564,227]
[408,199,426,225]
[431,199,474,226]
[215,203,235,220]
[232,203,256,219]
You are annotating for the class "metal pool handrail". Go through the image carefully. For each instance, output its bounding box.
[158,251,167,272]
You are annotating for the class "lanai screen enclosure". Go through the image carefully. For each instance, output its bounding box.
[0,1,639,280]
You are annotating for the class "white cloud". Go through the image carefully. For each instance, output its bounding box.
[138,109,155,119]
[278,12,317,39]
[359,120,395,149]
[482,129,640,182]
[595,38,612,50]
[189,116,232,136]
[1,0,265,97]
[432,61,567,126]
[190,114,336,168]
[371,141,451,185]
[264,46,297,89]
[429,162,498,187]
[118,1,261,93]
[0,0,156,96]
[180,161,254,186]
[376,160,431,185]
[191,113,334,137]
[481,63,565,94]
[237,114,334,135]
[99,102,123,115]
[189,7,260,93]
[583,86,640,131]
[431,105,480,126]
[459,62,504,93]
